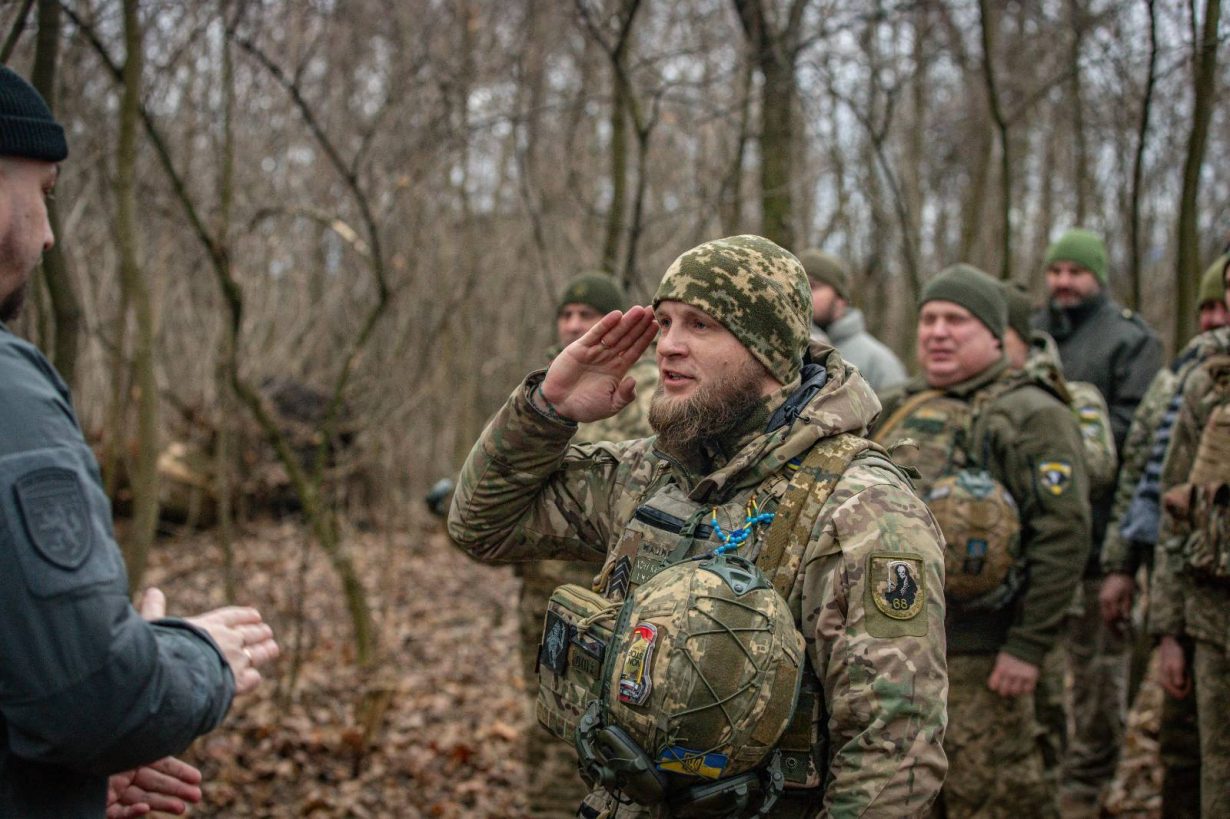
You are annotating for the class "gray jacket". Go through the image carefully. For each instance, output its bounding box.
[0,324,234,817]
[823,308,907,392]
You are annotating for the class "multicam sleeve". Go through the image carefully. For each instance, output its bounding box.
[1101,369,1175,574]
[800,463,948,818]
[447,370,634,564]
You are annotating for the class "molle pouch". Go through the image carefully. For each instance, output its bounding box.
[536,584,618,744]
[1184,482,1230,583]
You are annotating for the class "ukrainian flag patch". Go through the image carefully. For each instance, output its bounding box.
[656,746,728,779]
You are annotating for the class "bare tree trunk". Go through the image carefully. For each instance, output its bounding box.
[978,0,1012,279]
[30,0,81,387]
[1068,0,1090,225]
[215,0,237,603]
[732,0,810,250]
[601,69,628,273]
[1176,0,1221,345]
[117,0,159,591]
[0,0,34,63]
[718,57,754,237]
[1129,0,1158,310]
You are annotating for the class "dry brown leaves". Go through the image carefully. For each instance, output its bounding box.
[144,517,530,818]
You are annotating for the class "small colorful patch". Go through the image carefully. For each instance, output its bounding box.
[1037,459,1073,496]
[618,622,658,705]
[1076,406,1104,440]
[538,611,571,675]
[656,746,729,779]
[868,553,925,620]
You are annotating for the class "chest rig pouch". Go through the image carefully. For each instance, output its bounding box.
[874,389,1023,610]
[1165,354,1230,584]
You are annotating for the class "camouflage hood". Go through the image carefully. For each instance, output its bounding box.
[680,341,882,502]
[1025,330,1073,405]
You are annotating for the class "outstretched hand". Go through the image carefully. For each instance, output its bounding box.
[106,755,203,817]
[541,306,658,423]
[138,587,280,696]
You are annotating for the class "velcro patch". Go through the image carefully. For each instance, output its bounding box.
[14,467,94,570]
[869,554,925,620]
[1037,460,1073,496]
[656,746,728,779]
[538,610,572,676]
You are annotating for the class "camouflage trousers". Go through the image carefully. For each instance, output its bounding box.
[1194,639,1230,818]
[1058,578,1130,799]
[518,560,597,818]
[932,654,1056,819]
[1159,656,1201,819]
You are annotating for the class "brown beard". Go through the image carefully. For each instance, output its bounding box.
[649,358,768,456]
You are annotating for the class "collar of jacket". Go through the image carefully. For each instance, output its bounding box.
[904,354,1011,401]
[824,307,866,344]
[662,342,881,504]
[1046,290,1108,339]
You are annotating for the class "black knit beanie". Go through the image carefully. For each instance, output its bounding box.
[0,67,67,162]
[920,263,1007,340]
[558,271,627,316]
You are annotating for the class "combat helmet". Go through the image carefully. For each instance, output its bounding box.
[575,554,803,816]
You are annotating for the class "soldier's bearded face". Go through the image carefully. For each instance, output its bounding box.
[648,355,767,451]
[0,158,56,324]
[649,300,778,449]
[1199,299,1229,332]
[1044,261,1100,309]
[917,301,1002,388]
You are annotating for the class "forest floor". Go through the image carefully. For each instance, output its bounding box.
[143,517,1164,818]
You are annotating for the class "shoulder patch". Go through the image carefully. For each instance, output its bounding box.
[14,467,95,569]
[1121,307,1134,320]
[864,552,928,637]
[1036,459,1073,496]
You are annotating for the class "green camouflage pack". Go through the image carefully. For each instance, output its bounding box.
[873,387,1023,608]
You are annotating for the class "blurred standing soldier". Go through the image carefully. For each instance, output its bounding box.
[1031,229,1162,811]
[874,265,1090,818]
[524,271,658,817]
[0,66,279,818]
[450,236,949,817]
[1001,283,1117,779]
[1104,253,1230,817]
[798,248,906,391]
[1150,251,1230,818]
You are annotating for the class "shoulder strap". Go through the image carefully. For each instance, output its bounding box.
[872,389,943,445]
[757,433,878,597]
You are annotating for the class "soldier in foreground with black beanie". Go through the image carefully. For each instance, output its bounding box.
[0,65,279,818]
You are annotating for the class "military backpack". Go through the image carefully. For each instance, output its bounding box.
[873,381,1024,610]
[1162,352,1230,583]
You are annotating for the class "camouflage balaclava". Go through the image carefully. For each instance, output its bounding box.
[558,271,627,316]
[653,235,811,385]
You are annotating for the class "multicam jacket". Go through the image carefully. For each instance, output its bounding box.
[1150,327,1230,647]
[449,346,948,818]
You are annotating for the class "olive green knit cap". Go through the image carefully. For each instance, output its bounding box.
[920,264,1007,340]
[558,271,627,316]
[654,235,811,384]
[999,282,1034,342]
[1045,229,1108,283]
[1199,254,1229,307]
[797,248,851,302]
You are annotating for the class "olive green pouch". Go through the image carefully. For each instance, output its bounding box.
[536,584,619,743]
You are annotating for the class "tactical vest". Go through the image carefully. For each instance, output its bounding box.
[535,433,891,812]
[873,381,1024,609]
[1167,353,1230,583]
